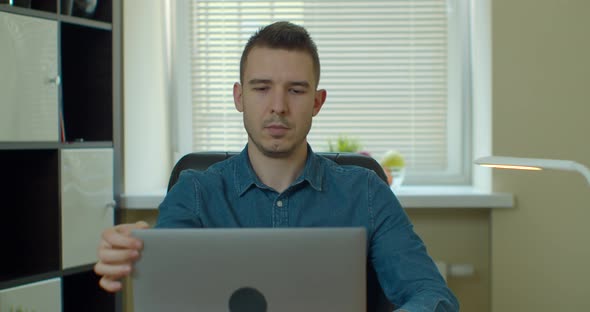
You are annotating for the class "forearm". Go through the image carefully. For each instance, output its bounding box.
[394,287,459,312]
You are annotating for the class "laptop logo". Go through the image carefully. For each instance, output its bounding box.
[229,287,267,312]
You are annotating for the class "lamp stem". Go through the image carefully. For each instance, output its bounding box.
[572,162,590,186]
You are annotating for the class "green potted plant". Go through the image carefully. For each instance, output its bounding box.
[328,135,361,153]
[380,150,406,190]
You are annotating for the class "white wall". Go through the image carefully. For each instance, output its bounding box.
[492,1,590,310]
[123,0,171,195]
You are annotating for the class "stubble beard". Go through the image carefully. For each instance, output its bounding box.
[242,100,313,159]
[247,130,297,159]
[245,117,308,159]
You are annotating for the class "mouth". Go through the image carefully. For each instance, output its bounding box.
[264,124,290,137]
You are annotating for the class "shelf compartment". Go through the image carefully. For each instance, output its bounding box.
[30,0,56,12]
[62,269,115,312]
[60,22,113,142]
[0,0,57,13]
[60,0,111,23]
[0,150,60,282]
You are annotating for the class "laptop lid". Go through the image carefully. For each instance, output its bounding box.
[132,228,366,312]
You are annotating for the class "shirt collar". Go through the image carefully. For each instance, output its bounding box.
[296,144,323,192]
[234,144,324,196]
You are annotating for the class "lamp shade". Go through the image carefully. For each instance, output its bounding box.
[474,156,590,186]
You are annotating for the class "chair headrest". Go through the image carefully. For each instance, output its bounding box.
[167,152,388,191]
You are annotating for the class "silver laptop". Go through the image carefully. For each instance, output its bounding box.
[132,228,366,312]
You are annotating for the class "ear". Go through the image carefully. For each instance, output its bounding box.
[312,89,327,117]
[233,82,243,112]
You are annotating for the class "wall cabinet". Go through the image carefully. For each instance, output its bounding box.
[0,1,121,311]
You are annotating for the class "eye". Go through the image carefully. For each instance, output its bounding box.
[253,86,269,92]
[290,88,305,94]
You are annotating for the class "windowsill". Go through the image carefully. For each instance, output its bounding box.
[393,185,513,208]
[118,186,513,210]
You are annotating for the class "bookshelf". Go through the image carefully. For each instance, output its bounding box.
[0,0,121,311]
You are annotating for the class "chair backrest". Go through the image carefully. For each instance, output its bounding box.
[167,151,393,312]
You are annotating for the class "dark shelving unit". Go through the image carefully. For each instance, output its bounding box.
[0,1,120,311]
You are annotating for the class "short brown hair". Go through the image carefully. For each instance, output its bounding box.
[240,21,321,87]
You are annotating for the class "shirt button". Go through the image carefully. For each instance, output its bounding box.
[277,200,283,207]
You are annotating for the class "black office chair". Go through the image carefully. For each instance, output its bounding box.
[167,151,394,312]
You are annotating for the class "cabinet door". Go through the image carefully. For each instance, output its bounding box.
[0,278,61,312]
[0,12,59,142]
[61,148,114,269]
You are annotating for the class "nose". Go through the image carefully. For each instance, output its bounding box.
[270,89,288,114]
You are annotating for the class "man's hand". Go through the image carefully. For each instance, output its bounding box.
[94,221,150,292]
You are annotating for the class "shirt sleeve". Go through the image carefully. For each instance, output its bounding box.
[155,170,203,228]
[367,172,459,311]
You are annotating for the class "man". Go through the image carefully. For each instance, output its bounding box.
[95,21,459,311]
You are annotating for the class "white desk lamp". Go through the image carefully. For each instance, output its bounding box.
[474,156,590,187]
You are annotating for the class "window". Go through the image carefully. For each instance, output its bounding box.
[175,0,473,185]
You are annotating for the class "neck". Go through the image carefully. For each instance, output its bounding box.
[247,142,308,193]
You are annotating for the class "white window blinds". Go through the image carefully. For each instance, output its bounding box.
[189,0,470,184]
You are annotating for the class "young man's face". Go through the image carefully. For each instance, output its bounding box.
[234,47,326,158]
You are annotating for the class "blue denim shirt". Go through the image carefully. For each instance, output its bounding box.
[156,146,459,311]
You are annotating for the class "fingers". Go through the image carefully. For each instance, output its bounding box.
[98,247,140,264]
[94,249,137,293]
[101,222,150,250]
[135,220,150,229]
[99,276,123,293]
[94,261,132,279]
[95,221,151,292]
[116,221,149,235]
